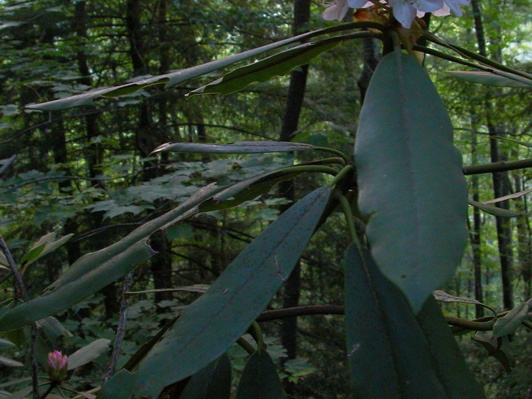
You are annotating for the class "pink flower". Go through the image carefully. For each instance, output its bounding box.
[47,350,68,383]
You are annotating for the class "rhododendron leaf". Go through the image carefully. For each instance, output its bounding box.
[236,349,285,399]
[189,38,341,96]
[100,186,331,398]
[152,141,316,155]
[179,354,232,399]
[447,70,531,87]
[68,338,111,370]
[355,51,468,313]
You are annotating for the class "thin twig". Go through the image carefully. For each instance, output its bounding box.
[103,272,134,383]
[0,235,39,399]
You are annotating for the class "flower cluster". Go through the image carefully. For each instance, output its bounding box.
[47,350,69,383]
[323,0,470,28]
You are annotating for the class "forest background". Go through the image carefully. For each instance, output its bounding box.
[0,0,530,398]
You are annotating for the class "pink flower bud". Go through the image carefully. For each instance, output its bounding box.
[47,350,68,383]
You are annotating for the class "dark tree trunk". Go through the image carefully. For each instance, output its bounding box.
[471,0,514,310]
[278,1,310,395]
[125,0,173,305]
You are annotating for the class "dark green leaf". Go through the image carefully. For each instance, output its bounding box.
[472,332,512,372]
[417,297,486,398]
[152,141,316,155]
[343,244,448,399]
[101,186,331,398]
[189,39,340,96]
[493,302,529,338]
[179,354,232,399]
[68,338,111,370]
[37,316,73,339]
[236,349,285,399]
[447,71,531,87]
[355,51,468,313]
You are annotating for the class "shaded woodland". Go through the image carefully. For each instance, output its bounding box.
[0,0,530,398]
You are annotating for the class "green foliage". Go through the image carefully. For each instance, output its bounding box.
[0,1,530,398]
[355,51,469,313]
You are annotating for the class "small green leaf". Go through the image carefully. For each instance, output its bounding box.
[493,302,529,338]
[447,70,531,87]
[180,354,232,399]
[355,51,468,313]
[20,232,74,267]
[152,141,316,155]
[236,349,285,399]
[68,338,111,370]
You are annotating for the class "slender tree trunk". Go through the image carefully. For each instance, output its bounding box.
[277,1,310,395]
[471,0,514,310]
[126,0,174,305]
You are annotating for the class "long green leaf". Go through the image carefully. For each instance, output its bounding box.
[343,244,448,399]
[179,354,232,399]
[417,297,486,398]
[0,184,224,331]
[152,141,316,154]
[189,38,341,96]
[354,51,468,313]
[100,186,331,398]
[447,70,531,87]
[468,200,525,218]
[25,27,348,111]
[236,349,285,399]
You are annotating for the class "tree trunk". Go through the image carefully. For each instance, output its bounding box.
[278,1,310,395]
[471,0,514,310]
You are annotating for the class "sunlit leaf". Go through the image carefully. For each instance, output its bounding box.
[355,51,468,313]
[101,186,331,398]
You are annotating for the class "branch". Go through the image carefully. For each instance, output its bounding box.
[463,158,532,175]
[103,272,133,383]
[256,305,522,334]
[257,305,344,321]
